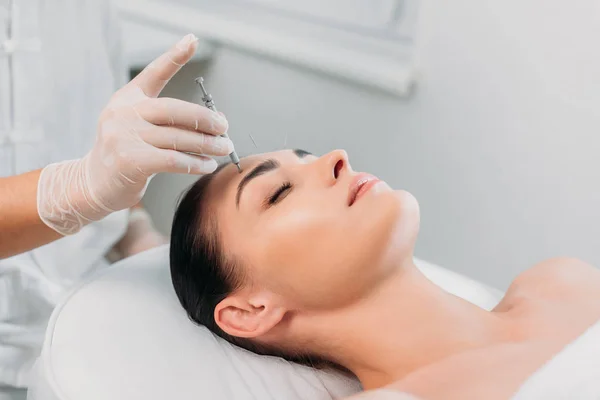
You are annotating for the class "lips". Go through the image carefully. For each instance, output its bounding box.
[348,173,381,206]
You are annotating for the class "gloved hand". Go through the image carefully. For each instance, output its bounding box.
[37,34,233,235]
[109,207,167,260]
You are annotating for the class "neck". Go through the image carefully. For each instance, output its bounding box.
[298,261,513,389]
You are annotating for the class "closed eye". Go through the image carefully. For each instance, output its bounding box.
[264,182,292,208]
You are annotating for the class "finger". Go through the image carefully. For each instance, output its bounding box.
[131,33,199,98]
[135,97,228,135]
[140,126,234,157]
[141,149,218,175]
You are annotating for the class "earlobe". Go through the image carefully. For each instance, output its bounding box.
[215,293,285,339]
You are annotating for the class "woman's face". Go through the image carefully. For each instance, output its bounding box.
[207,149,420,310]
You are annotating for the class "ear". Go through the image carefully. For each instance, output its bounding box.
[215,291,286,339]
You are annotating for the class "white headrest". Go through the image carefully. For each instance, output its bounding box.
[28,245,502,400]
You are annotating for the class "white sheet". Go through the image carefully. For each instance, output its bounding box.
[512,320,600,399]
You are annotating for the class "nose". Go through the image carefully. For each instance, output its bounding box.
[320,149,350,185]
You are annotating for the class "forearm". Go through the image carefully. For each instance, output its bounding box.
[0,169,61,259]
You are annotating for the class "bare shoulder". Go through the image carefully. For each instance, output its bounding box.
[508,257,600,301]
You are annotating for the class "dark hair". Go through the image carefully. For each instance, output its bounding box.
[170,164,331,367]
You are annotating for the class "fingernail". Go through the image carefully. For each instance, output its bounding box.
[176,33,198,51]
[213,137,234,154]
[212,111,229,133]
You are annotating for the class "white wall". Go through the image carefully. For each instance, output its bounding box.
[142,0,600,289]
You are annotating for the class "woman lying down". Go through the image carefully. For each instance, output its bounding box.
[170,149,600,399]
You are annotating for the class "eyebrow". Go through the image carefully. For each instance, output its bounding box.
[235,149,311,208]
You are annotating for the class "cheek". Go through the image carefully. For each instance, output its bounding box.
[254,204,349,306]
[263,207,338,269]
[247,190,421,310]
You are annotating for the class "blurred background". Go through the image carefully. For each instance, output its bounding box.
[119,0,600,290]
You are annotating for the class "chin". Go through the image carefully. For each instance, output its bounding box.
[395,189,420,222]
[355,189,419,267]
[378,190,420,268]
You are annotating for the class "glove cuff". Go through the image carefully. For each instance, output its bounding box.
[37,158,109,235]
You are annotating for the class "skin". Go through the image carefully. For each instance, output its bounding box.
[0,169,61,258]
[205,149,600,399]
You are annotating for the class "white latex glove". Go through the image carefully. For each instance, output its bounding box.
[37,34,233,235]
[109,208,167,260]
